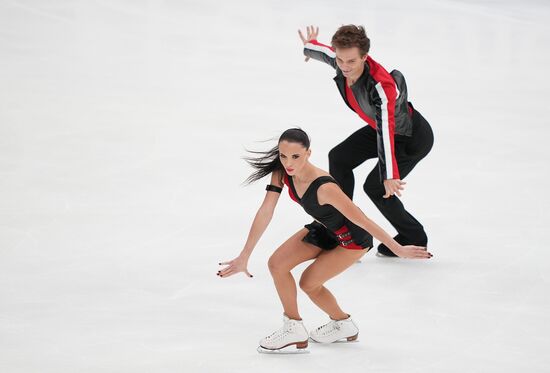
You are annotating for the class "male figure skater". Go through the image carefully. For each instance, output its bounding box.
[299,25,434,256]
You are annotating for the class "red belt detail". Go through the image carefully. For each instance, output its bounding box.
[334,226,364,250]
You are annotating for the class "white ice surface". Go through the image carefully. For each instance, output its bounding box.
[1,0,549,372]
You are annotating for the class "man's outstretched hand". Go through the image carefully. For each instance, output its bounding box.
[298,25,319,62]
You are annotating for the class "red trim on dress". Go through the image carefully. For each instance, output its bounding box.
[283,174,299,203]
[334,225,365,250]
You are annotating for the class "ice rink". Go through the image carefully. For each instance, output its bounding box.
[1,0,549,372]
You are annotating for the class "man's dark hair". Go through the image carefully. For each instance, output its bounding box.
[331,25,370,56]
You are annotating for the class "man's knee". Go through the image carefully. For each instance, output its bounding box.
[363,175,384,200]
[328,146,349,169]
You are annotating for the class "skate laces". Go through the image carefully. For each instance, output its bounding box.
[265,320,295,341]
[316,320,341,336]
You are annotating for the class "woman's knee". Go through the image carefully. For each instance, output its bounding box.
[267,254,283,274]
[268,250,295,275]
[299,274,322,295]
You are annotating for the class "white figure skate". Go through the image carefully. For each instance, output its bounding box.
[309,315,359,343]
[257,315,310,354]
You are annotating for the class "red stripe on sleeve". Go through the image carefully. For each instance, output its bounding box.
[367,56,400,179]
[309,39,335,52]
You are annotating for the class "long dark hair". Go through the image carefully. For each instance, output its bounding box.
[243,128,310,184]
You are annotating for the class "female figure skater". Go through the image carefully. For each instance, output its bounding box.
[218,128,431,353]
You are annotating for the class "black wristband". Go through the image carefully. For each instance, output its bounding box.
[266,184,283,193]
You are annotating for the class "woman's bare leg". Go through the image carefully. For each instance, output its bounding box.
[268,228,322,320]
[299,246,367,320]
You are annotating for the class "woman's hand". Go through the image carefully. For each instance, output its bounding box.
[394,245,433,259]
[217,256,253,278]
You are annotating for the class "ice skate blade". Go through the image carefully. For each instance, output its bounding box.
[257,344,310,354]
[309,334,359,343]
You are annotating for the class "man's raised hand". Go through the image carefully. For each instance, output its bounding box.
[298,25,319,62]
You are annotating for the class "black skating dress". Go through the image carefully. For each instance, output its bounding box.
[282,174,372,251]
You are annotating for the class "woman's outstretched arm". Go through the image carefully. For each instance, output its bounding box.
[317,183,432,259]
[218,171,284,278]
